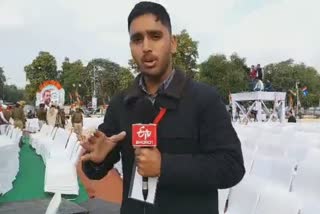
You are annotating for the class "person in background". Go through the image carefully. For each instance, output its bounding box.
[249,65,257,90]
[11,102,26,129]
[46,105,58,127]
[71,107,83,136]
[256,64,263,81]
[0,105,11,130]
[37,103,47,128]
[59,108,66,128]
[288,110,297,123]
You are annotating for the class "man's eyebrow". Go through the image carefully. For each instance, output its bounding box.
[146,30,163,35]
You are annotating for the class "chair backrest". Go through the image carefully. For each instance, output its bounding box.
[285,143,310,164]
[218,189,230,214]
[70,144,83,166]
[0,125,8,135]
[254,187,301,214]
[242,148,255,173]
[6,125,14,137]
[52,128,70,148]
[292,157,320,201]
[65,133,78,160]
[11,128,22,144]
[255,140,286,158]
[250,155,295,191]
[226,175,265,214]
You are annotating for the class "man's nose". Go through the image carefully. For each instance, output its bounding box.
[142,38,152,53]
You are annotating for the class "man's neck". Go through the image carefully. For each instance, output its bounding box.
[144,66,173,95]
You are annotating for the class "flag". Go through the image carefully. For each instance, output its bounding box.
[301,86,308,96]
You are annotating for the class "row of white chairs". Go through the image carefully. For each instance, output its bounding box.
[0,125,22,195]
[218,123,320,214]
[29,124,83,195]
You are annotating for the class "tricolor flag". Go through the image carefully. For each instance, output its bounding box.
[301,86,308,96]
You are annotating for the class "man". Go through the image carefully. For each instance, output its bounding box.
[46,105,58,126]
[72,107,83,136]
[81,2,244,214]
[256,64,263,81]
[37,103,47,128]
[11,102,25,129]
[42,89,51,108]
[288,110,297,123]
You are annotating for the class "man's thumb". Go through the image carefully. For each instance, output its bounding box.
[110,131,126,143]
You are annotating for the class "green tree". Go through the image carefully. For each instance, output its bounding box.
[264,59,320,107]
[86,59,127,103]
[0,67,7,99]
[199,53,249,103]
[3,85,25,103]
[173,29,199,78]
[60,58,89,104]
[24,51,58,102]
[118,68,134,91]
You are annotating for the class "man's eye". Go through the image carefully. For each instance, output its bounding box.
[132,37,143,43]
[152,34,161,40]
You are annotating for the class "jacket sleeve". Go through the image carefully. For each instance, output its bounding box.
[158,88,245,191]
[82,99,121,180]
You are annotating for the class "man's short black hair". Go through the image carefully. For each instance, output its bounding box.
[128,1,172,34]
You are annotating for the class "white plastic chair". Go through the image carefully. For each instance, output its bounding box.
[250,155,295,191]
[254,187,301,214]
[226,175,265,214]
[218,189,230,214]
[40,128,70,163]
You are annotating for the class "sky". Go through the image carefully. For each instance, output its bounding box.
[1,0,319,88]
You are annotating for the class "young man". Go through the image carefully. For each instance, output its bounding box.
[81,2,244,214]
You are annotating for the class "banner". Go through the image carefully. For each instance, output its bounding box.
[35,80,65,108]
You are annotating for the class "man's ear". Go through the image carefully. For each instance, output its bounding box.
[171,35,177,54]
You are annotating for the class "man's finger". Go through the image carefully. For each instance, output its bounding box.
[134,147,142,156]
[81,152,92,162]
[137,168,145,177]
[109,131,126,143]
[80,141,93,152]
[93,130,104,138]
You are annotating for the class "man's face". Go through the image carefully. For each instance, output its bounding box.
[43,91,51,105]
[129,14,177,79]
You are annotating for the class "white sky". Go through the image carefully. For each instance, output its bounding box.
[1,0,319,87]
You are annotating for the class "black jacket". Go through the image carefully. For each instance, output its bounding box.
[83,70,245,214]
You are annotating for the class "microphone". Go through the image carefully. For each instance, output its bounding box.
[132,98,156,201]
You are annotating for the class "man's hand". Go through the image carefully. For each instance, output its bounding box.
[80,130,126,164]
[135,147,161,177]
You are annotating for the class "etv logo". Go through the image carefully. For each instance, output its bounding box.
[132,124,157,147]
[137,126,152,140]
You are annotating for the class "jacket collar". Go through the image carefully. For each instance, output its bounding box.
[124,69,188,109]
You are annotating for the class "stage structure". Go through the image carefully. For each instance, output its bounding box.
[231,91,286,123]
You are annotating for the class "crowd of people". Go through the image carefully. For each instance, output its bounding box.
[249,64,273,92]
[0,102,85,137]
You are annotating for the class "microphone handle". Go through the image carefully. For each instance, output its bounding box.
[142,176,148,201]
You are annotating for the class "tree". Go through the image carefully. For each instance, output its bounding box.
[24,51,58,102]
[60,58,89,104]
[173,29,199,78]
[199,53,249,103]
[0,67,7,99]
[3,85,24,103]
[264,59,320,107]
[119,68,134,91]
[87,59,130,104]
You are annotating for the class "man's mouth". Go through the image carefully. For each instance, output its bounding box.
[143,59,157,68]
